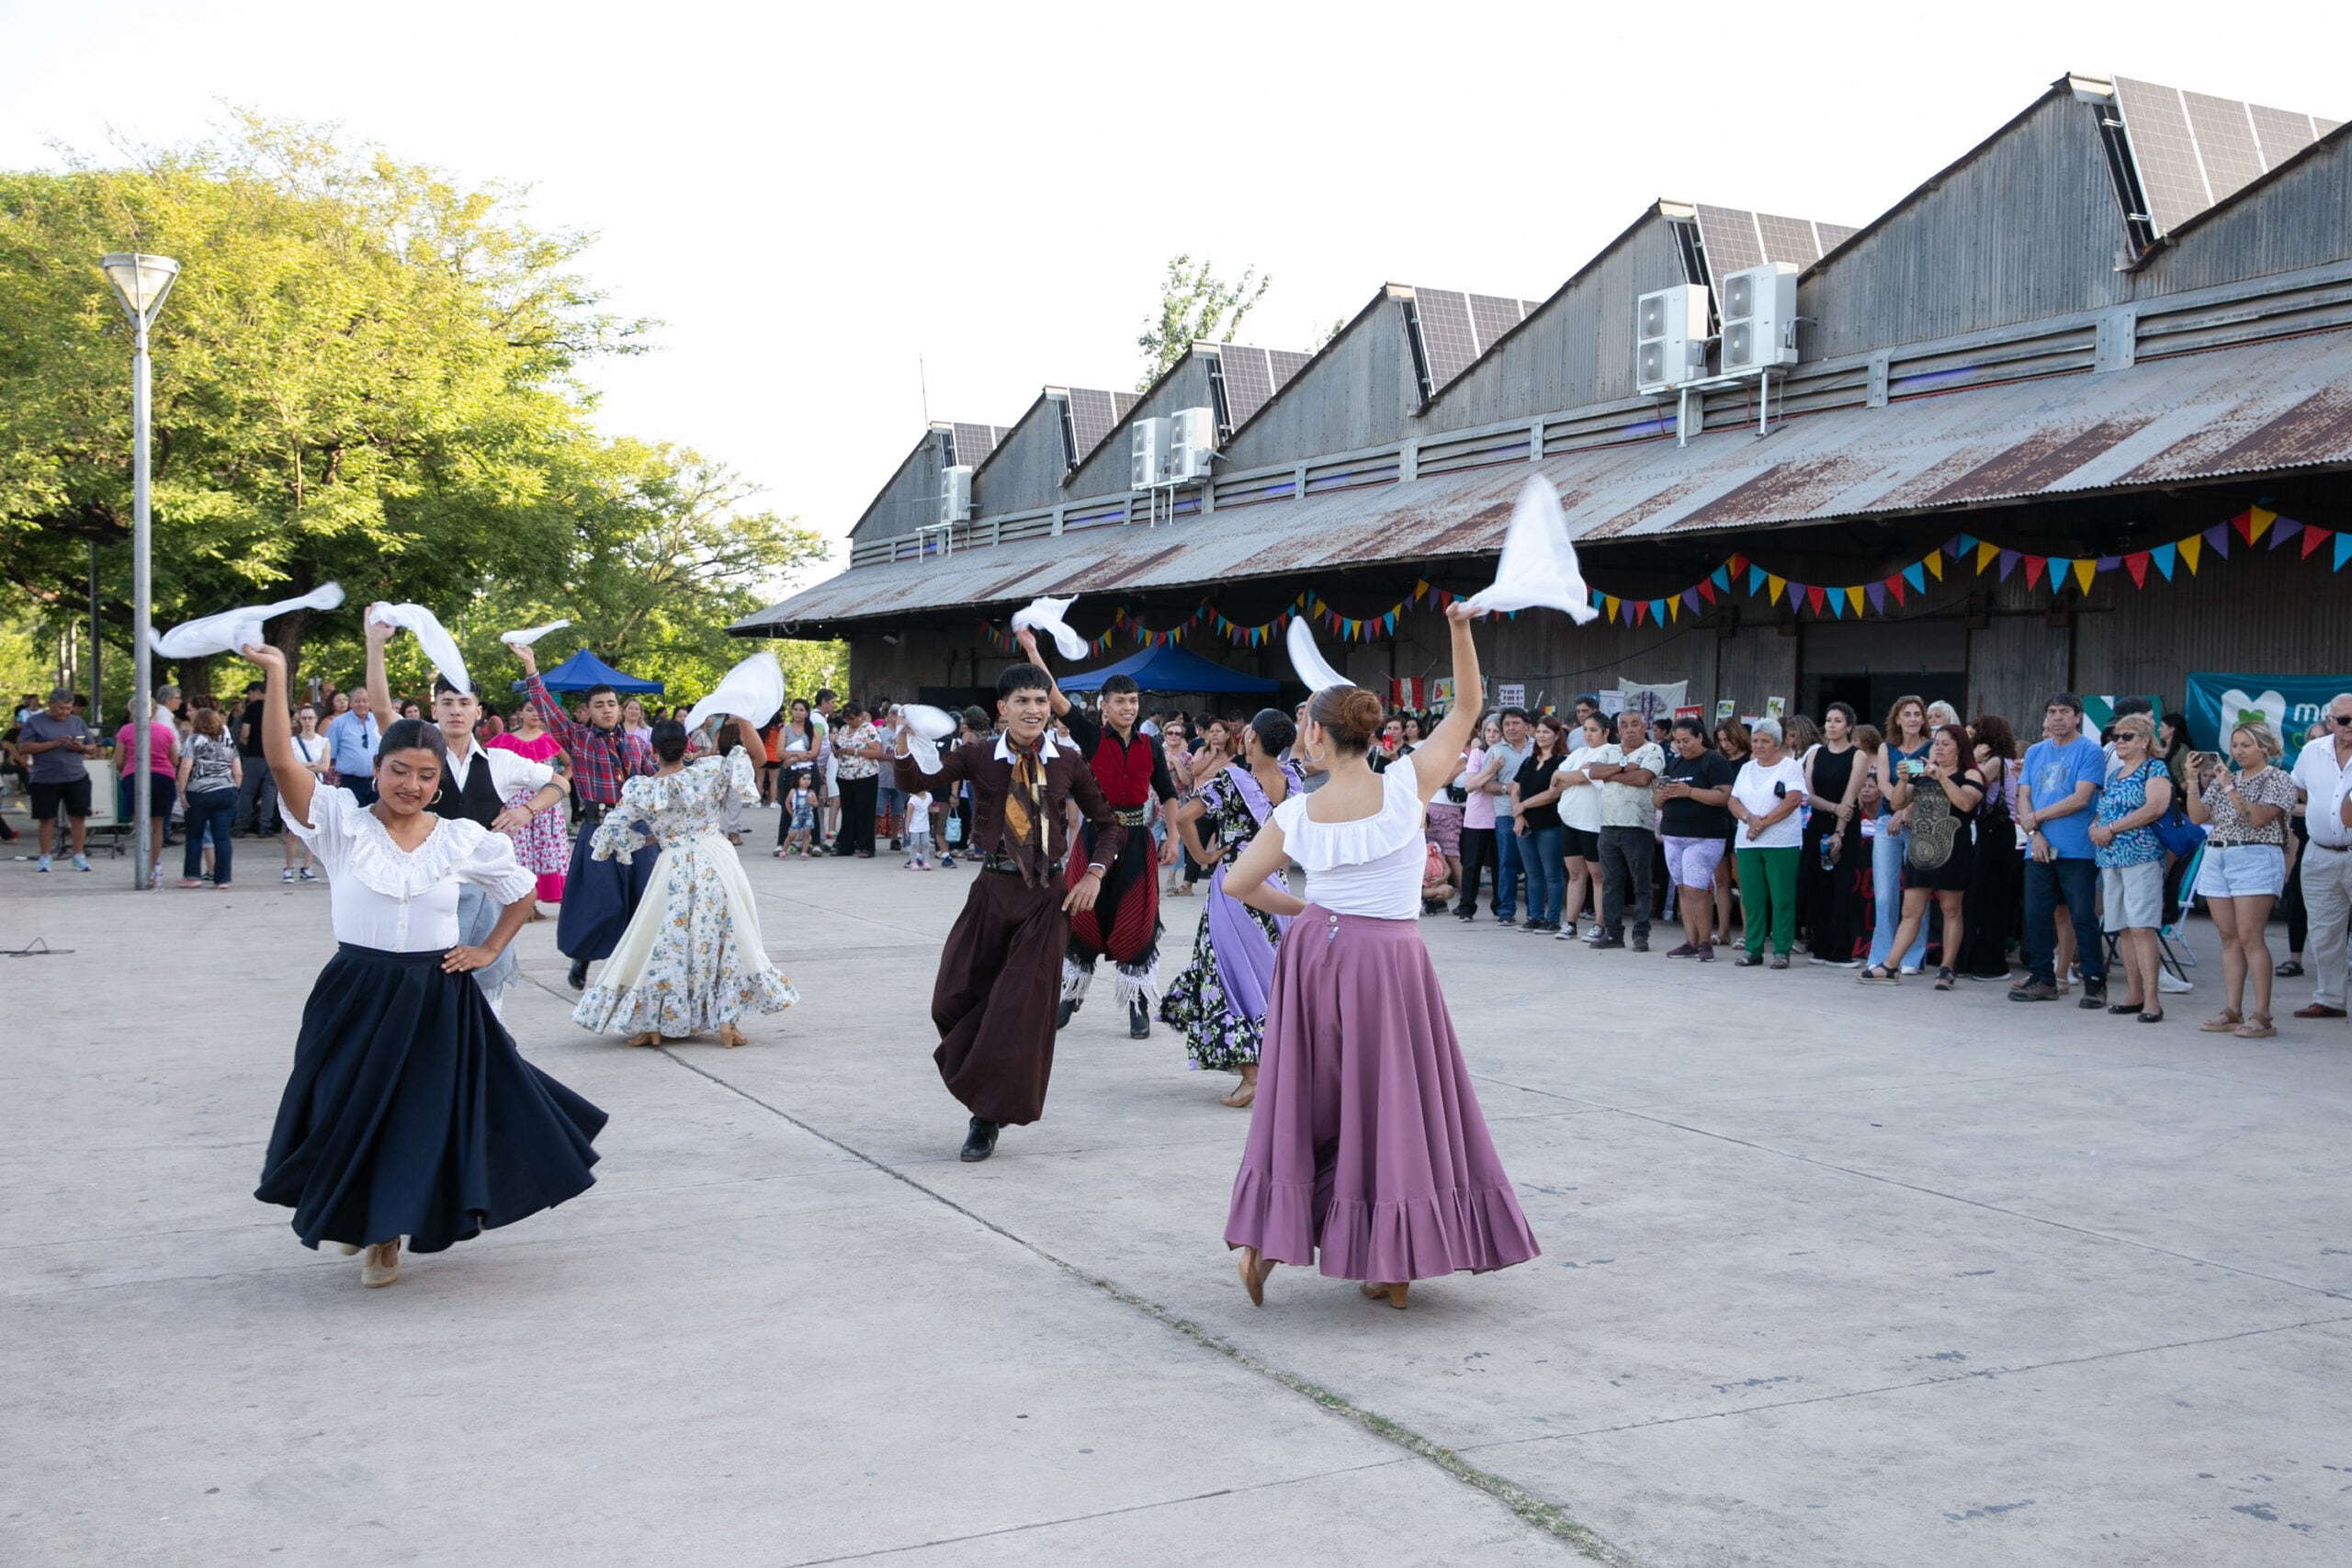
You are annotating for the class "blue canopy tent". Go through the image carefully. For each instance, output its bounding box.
[511,649,664,694]
[1054,643,1277,694]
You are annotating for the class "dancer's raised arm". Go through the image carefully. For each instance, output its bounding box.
[1408,604,1483,804]
[243,642,316,829]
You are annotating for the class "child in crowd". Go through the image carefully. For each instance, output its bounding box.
[903,787,934,870]
[779,769,817,859]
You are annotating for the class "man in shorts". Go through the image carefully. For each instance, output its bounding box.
[20,688,96,872]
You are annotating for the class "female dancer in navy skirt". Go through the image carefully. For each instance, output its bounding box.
[243,642,605,1289]
[1220,603,1539,1309]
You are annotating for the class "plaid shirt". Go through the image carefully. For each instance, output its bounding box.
[526,675,654,805]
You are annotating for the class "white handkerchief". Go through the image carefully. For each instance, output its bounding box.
[684,650,785,733]
[1012,594,1087,661]
[152,584,345,660]
[500,618,571,647]
[1285,616,1351,693]
[899,703,958,775]
[368,602,472,693]
[1463,475,1600,623]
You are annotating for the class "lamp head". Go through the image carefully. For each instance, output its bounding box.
[99,253,181,326]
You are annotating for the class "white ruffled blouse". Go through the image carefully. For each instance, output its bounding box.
[288,786,537,952]
[1272,763,1428,919]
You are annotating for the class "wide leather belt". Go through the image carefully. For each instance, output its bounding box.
[1114,807,1152,827]
[575,801,616,827]
[979,854,1025,875]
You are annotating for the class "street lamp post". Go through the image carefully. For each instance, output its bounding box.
[100,252,179,890]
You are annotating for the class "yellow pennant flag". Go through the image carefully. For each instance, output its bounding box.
[1668,595,1680,622]
[1847,586,1865,616]
[1768,575,1786,605]
[2179,535,2202,574]
[2248,506,2276,544]
[1974,541,1999,573]
[1924,552,1944,581]
[2072,559,2095,593]
[1603,595,1621,621]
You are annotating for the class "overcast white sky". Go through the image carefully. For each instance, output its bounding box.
[4,0,2342,585]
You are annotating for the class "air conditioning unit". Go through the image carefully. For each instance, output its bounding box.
[1718,262,1800,375]
[938,465,972,525]
[1634,285,1710,395]
[1164,407,1216,482]
[1129,417,1170,489]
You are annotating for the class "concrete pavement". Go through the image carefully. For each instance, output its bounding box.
[2,825,2347,1566]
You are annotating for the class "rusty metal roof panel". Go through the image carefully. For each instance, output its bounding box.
[740,328,2352,631]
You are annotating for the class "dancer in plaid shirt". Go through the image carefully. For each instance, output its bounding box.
[508,641,659,990]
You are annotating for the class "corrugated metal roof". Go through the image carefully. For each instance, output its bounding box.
[741,327,2352,632]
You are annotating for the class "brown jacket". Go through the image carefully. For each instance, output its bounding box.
[899,737,1125,886]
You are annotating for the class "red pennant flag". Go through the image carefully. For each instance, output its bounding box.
[1697,580,1717,605]
[2124,551,2149,587]
[1805,585,1826,615]
[2230,509,2254,544]
[1727,553,1748,578]
[2303,526,2335,560]
[2023,556,2047,589]
[1885,574,1905,606]
[1634,601,1649,626]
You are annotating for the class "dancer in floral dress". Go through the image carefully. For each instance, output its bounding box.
[490,703,570,904]
[572,720,797,1047]
[1159,709,1300,1107]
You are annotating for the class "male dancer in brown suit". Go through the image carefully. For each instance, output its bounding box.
[896,660,1125,1161]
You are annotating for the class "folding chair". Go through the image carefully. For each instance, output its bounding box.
[2107,844,2202,984]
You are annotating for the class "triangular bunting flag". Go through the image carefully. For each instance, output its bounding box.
[1923,552,1943,581]
[2151,543,2177,580]
[1727,553,1749,578]
[1747,566,1768,595]
[2202,524,2229,558]
[2023,556,2047,589]
[2094,555,2121,571]
[2301,526,2333,560]
[1866,581,1886,614]
[2072,559,2095,593]
[2335,533,2352,571]
[2229,509,2255,544]
[1846,586,1865,616]
[2270,519,2301,549]
[1698,580,1718,605]
[1997,549,2020,581]
[2125,551,2148,587]
[2179,536,2202,573]
[1682,588,1701,615]
[2047,557,2071,591]
[1648,598,1667,626]
[1711,566,1732,592]
[1768,575,1786,605]
[2249,506,2276,543]
[1805,585,1826,615]
[1603,595,1620,621]
[1885,574,1905,606]
[1975,541,2000,574]
[1955,534,1978,556]
[1634,601,1649,626]
[1829,590,1845,618]
[1903,562,1927,593]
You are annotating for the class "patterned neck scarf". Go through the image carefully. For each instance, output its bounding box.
[1001,739,1046,872]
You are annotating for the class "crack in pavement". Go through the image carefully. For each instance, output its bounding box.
[1454,1311,2352,1451]
[622,1028,1636,1565]
[1473,1073,2352,1302]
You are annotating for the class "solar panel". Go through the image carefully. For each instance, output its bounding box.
[2182,90,2267,204]
[949,423,1003,468]
[1815,221,1861,254]
[2112,77,2211,234]
[1413,288,1478,389]
[1064,389,1119,464]
[2247,103,2321,164]
[1468,293,1526,354]
[1752,212,1823,265]
[1694,204,1764,274]
[1268,349,1313,387]
[1216,345,1276,428]
[1112,390,1140,420]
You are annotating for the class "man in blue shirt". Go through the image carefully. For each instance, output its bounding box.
[2010,691,2108,1006]
[322,685,380,805]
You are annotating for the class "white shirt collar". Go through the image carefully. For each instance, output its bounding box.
[993,729,1064,765]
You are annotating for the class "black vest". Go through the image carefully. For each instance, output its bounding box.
[432,747,507,827]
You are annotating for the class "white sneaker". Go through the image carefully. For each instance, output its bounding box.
[1899,964,1924,976]
[2157,969,2193,994]
[282,867,296,883]
[1555,922,1578,941]
[35,855,50,873]
[72,853,91,872]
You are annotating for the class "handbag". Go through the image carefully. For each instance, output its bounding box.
[2153,802,2205,859]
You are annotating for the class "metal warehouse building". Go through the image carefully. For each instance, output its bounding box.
[737,73,2352,728]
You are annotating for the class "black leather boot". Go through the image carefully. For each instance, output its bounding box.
[959,1118,1000,1162]
[567,957,589,990]
[1128,998,1151,1039]
[1056,998,1078,1030]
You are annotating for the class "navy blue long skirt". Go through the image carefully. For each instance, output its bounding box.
[555,817,658,962]
[256,943,607,1253]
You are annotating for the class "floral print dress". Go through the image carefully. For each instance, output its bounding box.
[1159,762,1297,1072]
[571,748,798,1037]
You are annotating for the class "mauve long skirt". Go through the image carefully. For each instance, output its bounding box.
[1225,906,1539,1282]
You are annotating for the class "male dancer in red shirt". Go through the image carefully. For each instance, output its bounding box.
[1015,627,1180,1039]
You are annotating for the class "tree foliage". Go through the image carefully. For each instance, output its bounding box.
[0,116,840,708]
[1136,253,1271,389]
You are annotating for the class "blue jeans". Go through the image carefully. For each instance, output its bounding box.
[182,788,234,883]
[1521,824,1565,924]
[2023,855,2107,988]
[1493,818,1525,919]
[1868,827,1929,970]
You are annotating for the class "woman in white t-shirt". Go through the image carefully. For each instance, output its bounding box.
[1727,717,1809,967]
[1556,714,1614,942]
[1217,604,1538,1313]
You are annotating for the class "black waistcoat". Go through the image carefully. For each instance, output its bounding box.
[432,748,507,827]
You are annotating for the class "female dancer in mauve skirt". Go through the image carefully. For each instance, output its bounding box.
[1220,603,1539,1309]
[243,643,606,1289]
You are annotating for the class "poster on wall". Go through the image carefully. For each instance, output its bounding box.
[1715,698,1736,721]
[1616,680,1687,721]
[1498,682,1527,708]
[1765,695,1786,719]
[2184,672,2350,763]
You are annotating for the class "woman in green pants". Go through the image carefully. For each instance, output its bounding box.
[1727,718,1809,968]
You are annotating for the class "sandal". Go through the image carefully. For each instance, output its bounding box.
[2274,960,2304,978]
[2233,1013,2276,1039]
[1858,964,1900,984]
[2198,1010,2243,1033]
[1934,966,1955,990]
[1219,1078,1257,1109]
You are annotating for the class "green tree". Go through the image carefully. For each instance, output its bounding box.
[1136,254,1271,389]
[0,114,646,697]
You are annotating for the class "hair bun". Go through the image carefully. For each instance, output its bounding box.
[1310,684,1385,753]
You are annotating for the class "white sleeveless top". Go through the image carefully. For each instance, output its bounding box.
[1272,763,1427,919]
